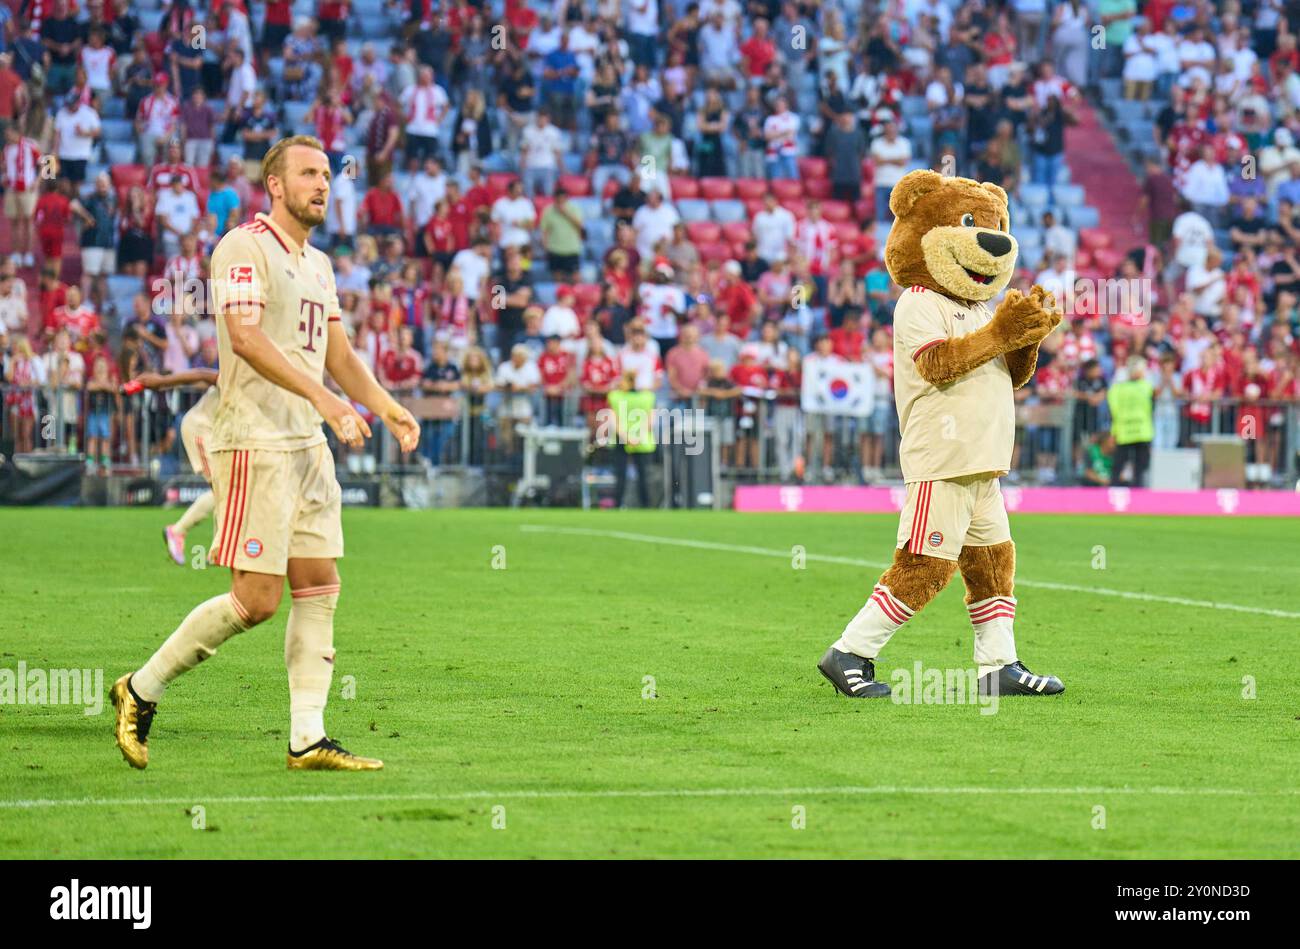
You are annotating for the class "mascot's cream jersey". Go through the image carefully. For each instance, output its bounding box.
[892,286,1015,483]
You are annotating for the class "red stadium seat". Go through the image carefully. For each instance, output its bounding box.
[685,221,722,243]
[573,283,603,314]
[721,221,752,245]
[669,176,700,198]
[860,158,875,180]
[734,178,768,200]
[731,240,749,258]
[834,222,861,245]
[1078,227,1111,251]
[742,198,765,217]
[487,172,520,198]
[797,157,828,179]
[1074,248,1093,268]
[558,173,592,196]
[696,241,732,263]
[533,196,554,218]
[770,179,803,200]
[805,178,832,200]
[854,199,875,223]
[111,164,148,190]
[779,198,808,219]
[699,177,735,199]
[1091,248,1125,273]
[821,200,852,222]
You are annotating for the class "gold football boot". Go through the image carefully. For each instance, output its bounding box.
[286,737,384,771]
[111,673,157,769]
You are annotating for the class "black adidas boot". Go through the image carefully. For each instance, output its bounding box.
[818,647,891,698]
[978,660,1065,697]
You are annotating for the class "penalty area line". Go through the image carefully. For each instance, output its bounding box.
[3,785,1299,810]
[519,525,1300,620]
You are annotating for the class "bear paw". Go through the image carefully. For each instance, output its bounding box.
[991,285,1062,351]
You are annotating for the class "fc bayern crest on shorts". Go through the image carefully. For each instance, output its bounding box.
[244,538,263,558]
[928,531,944,548]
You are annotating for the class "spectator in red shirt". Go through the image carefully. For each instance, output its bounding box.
[52,284,101,344]
[34,180,73,267]
[39,261,69,339]
[580,324,617,435]
[380,325,424,394]
[538,334,573,426]
[423,198,458,270]
[729,345,770,468]
[829,310,866,362]
[715,260,760,337]
[360,172,404,238]
[739,18,777,78]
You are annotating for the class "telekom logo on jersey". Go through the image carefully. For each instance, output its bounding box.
[299,299,326,352]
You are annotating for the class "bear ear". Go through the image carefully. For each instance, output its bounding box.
[889,169,945,219]
[981,182,1010,208]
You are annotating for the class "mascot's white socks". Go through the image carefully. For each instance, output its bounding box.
[968,595,1018,679]
[834,584,915,659]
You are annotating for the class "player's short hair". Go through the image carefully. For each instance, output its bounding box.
[260,134,327,192]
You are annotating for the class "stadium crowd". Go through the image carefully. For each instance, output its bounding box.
[0,0,1297,491]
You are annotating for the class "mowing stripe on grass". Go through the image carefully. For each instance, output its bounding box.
[520,525,1300,620]
[4,785,1300,810]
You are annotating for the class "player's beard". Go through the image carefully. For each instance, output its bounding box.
[285,190,328,230]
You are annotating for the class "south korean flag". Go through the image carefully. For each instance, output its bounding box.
[801,361,876,418]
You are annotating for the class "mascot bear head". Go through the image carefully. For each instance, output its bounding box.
[883,169,1019,306]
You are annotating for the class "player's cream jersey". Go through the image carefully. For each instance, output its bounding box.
[188,382,219,435]
[208,212,342,452]
[892,286,1014,483]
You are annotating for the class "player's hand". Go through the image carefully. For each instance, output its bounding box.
[315,391,372,447]
[381,400,420,454]
[129,372,165,391]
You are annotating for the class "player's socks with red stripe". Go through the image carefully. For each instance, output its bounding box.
[967,595,1018,680]
[833,583,915,659]
[130,593,253,702]
[285,586,339,752]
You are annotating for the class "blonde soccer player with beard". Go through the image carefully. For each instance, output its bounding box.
[112,135,420,771]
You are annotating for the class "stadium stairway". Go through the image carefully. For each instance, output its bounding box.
[1062,100,1146,263]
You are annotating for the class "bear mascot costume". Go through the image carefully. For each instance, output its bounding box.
[818,169,1066,699]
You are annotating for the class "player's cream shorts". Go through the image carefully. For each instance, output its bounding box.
[895,473,1011,562]
[180,411,213,481]
[209,444,344,575]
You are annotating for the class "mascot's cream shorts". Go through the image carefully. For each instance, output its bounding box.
[896,473,1011,562]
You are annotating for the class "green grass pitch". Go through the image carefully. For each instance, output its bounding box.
[2,507,1297,858]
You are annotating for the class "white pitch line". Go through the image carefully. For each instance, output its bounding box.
[520,525,1300,620]
[3,785,1298,810]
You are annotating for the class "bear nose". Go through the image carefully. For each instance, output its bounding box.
[976,231,1012,258]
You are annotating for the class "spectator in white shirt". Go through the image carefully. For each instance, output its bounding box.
[869,120,912,222]
[520,109,565,197]
[763,96,801,180]
[491,179,537,250]
[155,175,201,259]
[698,12,740,88]
[631,188,680,260]
[406,156,447,233]
[1180,144,1230,226]
[399,66,450,166]
[54,96,101,185]
[752,192,796,264]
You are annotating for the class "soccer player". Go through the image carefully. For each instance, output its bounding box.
[127,368,220,565]
[112,135,420,771]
